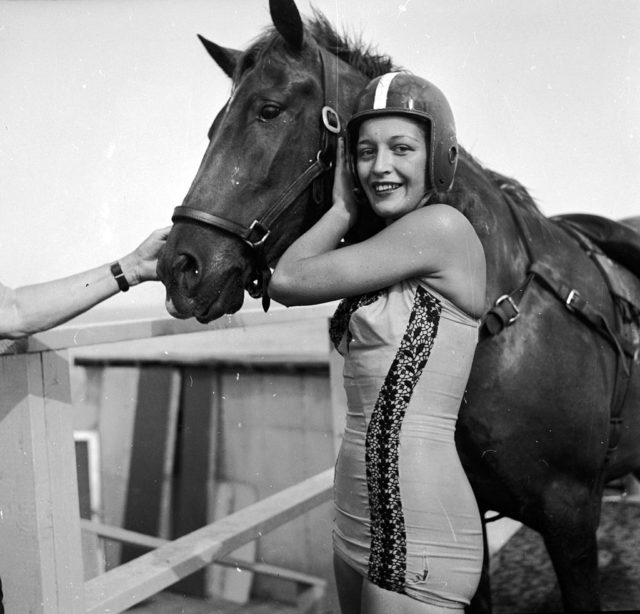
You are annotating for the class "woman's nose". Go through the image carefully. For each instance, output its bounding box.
[372,149,391,175]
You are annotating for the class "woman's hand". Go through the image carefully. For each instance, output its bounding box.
[122,226,171,285]
[331,137,358,229]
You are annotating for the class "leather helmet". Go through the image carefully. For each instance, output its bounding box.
[346,72,458,192]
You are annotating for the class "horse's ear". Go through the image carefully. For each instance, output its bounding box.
[197,35,241,78]
[269,0,304,51]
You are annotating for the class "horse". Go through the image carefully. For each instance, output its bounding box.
[157,0,640,610]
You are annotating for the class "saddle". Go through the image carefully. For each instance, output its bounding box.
[552,214,640,330]
[552,213,640,281]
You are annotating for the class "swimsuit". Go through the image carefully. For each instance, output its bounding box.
[330,278,483,609]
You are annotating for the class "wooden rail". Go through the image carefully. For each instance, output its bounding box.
[0,305,341,613]
[84,468,333,613]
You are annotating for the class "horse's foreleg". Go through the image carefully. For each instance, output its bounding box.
[543,528,600,612]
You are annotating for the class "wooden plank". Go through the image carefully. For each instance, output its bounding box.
[208,482,257,603]
[1,304,335,356]
[74,353,330,370]
[120,368,180,563]
[217,365,336,603]
[0,353,50,613]
[170,367,220,595]
[72,316,334,368]
[0,351,85,613]
[80,519,165,549]
[96,366,143,568]
[41,350,86,611]
[75,431,105,579]
[81,517,326,585]
[84,468,333,614]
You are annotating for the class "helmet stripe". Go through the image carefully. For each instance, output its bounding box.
[372,72,400,109]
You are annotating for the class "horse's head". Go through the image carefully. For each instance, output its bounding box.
[158,0,376,321]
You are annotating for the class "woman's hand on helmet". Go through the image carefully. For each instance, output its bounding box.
[331,137,358,229]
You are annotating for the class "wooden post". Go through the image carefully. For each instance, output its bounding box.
[0,350,85,613]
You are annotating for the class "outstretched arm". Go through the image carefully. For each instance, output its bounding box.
[0,226,170,339]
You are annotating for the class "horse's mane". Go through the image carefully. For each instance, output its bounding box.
[486,168,543,217]
[238,9,399,82]
[240,9,544,219]
[306,9,400,79]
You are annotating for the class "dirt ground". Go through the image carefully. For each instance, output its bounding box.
[490,499,640,613]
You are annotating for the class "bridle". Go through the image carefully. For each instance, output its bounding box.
[171,46,342,312]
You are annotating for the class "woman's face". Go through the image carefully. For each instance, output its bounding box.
[356,116,428,222]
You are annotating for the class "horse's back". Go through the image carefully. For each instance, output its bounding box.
[554,213,640,279]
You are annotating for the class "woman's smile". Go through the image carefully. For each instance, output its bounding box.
[372,181,403,195]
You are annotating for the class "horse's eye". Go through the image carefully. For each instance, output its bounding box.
[260,104,281,121]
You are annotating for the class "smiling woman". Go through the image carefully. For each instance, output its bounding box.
[269,72,486,614]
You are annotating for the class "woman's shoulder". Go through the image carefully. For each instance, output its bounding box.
[405,203,474,234]
[390,203,481,254]
[399,204,486,317]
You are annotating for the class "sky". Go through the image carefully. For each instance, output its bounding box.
[0,0,638,317]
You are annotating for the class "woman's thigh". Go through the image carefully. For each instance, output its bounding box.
[334,553,363,614]
[362,579,464,614]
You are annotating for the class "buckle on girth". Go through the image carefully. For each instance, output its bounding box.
[494,294,520,324]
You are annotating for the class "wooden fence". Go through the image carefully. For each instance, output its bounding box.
[0,305,342,613]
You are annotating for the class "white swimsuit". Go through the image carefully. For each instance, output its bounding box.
[330,278,483,609]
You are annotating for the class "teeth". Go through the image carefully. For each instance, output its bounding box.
[374,183,400,193]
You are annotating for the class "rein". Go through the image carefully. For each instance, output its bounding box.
[171,46,342,312]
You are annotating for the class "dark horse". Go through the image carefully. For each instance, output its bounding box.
[157,0,640,610]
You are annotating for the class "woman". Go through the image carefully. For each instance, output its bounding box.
[0,226,169,340]
[269,72,486,613]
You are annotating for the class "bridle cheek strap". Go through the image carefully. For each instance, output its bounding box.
[171,46,341,312]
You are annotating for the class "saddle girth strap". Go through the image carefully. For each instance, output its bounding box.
[483,189,636,459]
[529,261,635,367]
[482,273,535,336]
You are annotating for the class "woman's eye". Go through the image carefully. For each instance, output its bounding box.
[357,148,374,159]
[394,144,411,153]
[260,104,281,120]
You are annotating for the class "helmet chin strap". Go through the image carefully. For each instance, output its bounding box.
[419,190,437,208]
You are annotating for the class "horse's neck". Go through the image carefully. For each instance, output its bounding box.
[472,189,552,304]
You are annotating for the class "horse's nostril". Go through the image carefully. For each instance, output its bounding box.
[174,253,201,293]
